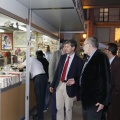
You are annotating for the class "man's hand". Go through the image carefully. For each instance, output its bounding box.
[49,87,54,93]
[66,78,75,86]
[95,102,104,112]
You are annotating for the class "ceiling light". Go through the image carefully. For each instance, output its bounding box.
[13,24,17,28]
[0,29,5,32]
[83,33,87,39]
[19,26,27,31]
[18,26,32,32]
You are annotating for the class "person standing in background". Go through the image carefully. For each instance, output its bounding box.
[105,43,120,120]
[36,50,49,112]
[49,40,67,120]
[50,40,83,120]
[18,52,47,120]
[49,41,67,83]
[44,45,52,62]
[80,37,111,120]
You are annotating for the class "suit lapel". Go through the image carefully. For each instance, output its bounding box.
[83,50,98,71]
[60,54,67,74]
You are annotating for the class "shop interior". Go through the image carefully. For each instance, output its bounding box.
[0,13,58,69]
[0,13,59,120]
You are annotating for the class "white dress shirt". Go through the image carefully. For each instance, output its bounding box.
[61,53,75,80]
[22,56,45,79]
[109,56,115,65]
[44,51,52,62]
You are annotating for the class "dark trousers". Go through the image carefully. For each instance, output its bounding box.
[44,83,50,110]
[52,92,57,120]
[83,107,103,120]
[34,74,47,120]
[102,107,107,120]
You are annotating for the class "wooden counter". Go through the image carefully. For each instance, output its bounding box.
[0,80,36,120]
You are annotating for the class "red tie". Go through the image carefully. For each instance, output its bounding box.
[61,56,70,82]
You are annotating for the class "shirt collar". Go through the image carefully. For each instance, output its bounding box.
[109,56,116,64]
[89,49,97,59]
[67,53,75,59]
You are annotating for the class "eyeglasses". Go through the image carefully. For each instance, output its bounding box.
[105,48,109,50]
[83,43,89,47]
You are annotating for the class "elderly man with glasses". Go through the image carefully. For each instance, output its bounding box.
[80,37,111,120]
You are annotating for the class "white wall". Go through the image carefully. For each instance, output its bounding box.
[0,0,58,33]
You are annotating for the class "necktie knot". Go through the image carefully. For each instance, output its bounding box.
[68,55,70,59]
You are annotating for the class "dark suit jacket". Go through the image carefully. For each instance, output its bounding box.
[110,56,120,94]
[81,49,111,109]
[50,54,83,99]
[107,56,120,120]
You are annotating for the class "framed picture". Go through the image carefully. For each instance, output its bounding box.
[1,33,13,50]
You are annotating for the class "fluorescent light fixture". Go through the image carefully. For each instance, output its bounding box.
[0,29,5,32]
[19,26,27,31]
[13,23,32,32]
[18,26,32,32]
[60,31,84,33]
[13,24,17,28]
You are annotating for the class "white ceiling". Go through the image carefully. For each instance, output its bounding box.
[17,0,74,9]
[16,0,84,32]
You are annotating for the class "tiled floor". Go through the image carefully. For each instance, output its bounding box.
[29,100,83,120]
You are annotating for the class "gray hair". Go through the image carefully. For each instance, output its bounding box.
[86,37,99,48]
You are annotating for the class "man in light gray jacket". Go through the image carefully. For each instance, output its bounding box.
[49,40,67,120]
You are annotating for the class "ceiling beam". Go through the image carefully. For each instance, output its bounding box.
[31,7,74,10]
[83,5,120,9]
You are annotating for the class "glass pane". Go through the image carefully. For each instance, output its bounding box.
[104,8,108,12]
[99,18,103,21]
[100,13,103,16]
[104,18,108,21]
[115,28,120,41]
[100,8,103,12]
[104,13,108,16]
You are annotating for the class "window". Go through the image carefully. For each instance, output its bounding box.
[115,28,120,42]
[99,8,109,22]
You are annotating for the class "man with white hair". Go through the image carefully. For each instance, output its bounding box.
[80,37,111,120]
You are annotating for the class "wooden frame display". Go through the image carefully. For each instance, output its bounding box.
[1,33,13,50]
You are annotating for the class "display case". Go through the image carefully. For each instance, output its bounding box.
[0,69,36,120]
[0,80,36,120]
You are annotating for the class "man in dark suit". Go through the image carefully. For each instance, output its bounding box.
[80,37,111,120]
[105,43,120,120]
[50,40,83,120]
